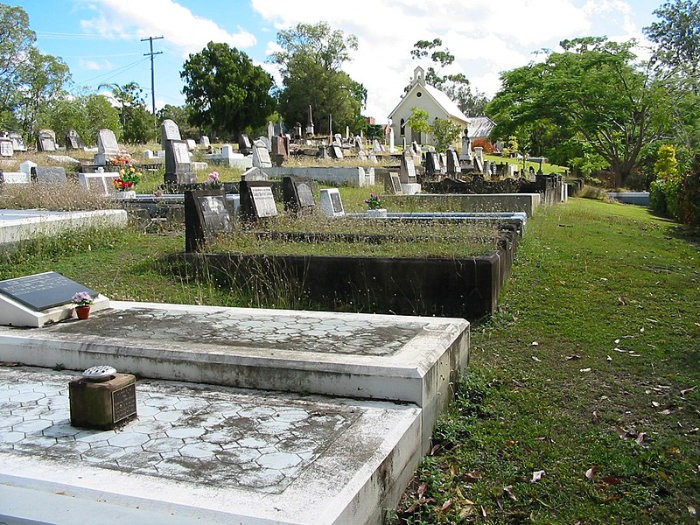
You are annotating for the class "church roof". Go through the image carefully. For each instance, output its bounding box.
[465,117,495,139]
[423,84,469,123]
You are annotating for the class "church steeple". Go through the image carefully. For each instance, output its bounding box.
[413,66,425,86]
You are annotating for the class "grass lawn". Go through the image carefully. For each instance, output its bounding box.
[394,198,699,524]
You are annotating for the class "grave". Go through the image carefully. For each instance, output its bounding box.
[425,151,440,176]
[381,193,542,217]
[184,190,234,252]
[252,140,272,169]
[319,188,345,217]
[239,180,278,221]
[329,143,344,159]
[0,171,30,185]
[164,140,195,185]
[78,171,120,196]
[271,135,289,166]
[186,139,196,151]
[241,166,269,181]
[19,160,36,175]
[384,172,403,195]
[282,176,315,213]
[0,272,110,327]
[0,138,13,157]
[400,149,421,194]
[9,132,26,152]
[446,149,460,175]
[33,166,67,184]
[65,129,85,150]
[161,119,181,150]
[265,166,375,187]
[199,135,210,148]
[238,134,252,155]
[36,129,57,152]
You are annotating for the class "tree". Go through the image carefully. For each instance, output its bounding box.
[407,107,430,141]
[38,92,120,146]
[488,37,669,186]
[431,118,462,152]
[271,22,366,134]
[408,38,489,116]
[99,82,154,144]
[181,42,275,139]
[158,104,200,138]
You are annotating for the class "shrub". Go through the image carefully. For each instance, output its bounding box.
[649,179,667,215]
[471,138,495,153]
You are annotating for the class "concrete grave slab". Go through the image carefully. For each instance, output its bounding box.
[0,366,422,525]
[0,302,469,449]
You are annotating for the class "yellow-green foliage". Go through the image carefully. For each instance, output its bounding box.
[653,144,679,180]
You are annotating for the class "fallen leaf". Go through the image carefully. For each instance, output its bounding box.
[429,444,441,456]
[592,410,600,423]
[614,338,620,344]
[565,354,581,360]
[606,355,613,362]
[600,277,608,281]
[531,356,541,362]
[646,318,658,323]
[459,507,475,519]
[659,409,673,415]
[652,401,661,407]
[481,505,487,517]
[689,505,696,517]
[440,499,452,512]
[681,386,697,398]
[463,471,482,483]
[601,476,622,485]
[580,368,592,373]
[636,432,647,444]
[585,466,597,480]
[450,464,458,477]
[688,428,698,435]
[618,296,627,305]
[417,482,427,498]
[531,341,539,346]
[531,470,545,482]
[640,327,645,333]
[614,347,626,353]
[503,485,517,501]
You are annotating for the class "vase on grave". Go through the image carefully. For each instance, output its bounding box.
[75,305,91,320]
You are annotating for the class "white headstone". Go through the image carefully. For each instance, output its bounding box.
[19,160,37,175]
[252,140,272,168]
[186,139,197,151]
[319,188,345,217]
[97,129,119,155]
[388,128,395,153]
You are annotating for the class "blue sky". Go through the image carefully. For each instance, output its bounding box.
[8,0,663,123]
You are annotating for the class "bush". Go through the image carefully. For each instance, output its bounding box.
[678,158,700,226]
[649,179,667,215]
[472,138,496,153]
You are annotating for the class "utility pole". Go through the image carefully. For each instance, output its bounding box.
[141,35,163,134]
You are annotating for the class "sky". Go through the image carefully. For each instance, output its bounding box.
[8,0,663,124]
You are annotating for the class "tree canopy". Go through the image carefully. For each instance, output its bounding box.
[488,37,669,185]
[271,22,366,134]
[181,42,275,139]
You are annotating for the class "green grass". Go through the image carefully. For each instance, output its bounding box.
[393,199,699,524]
[484,153,569,175]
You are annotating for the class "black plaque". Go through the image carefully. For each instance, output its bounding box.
[0,272,98,311]
[112,384,137,423]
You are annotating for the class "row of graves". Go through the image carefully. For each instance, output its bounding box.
[0,129,91,159]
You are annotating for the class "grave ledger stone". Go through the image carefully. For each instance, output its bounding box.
[239,180,278,221]
[0,272,98,312]
[184,190,234,252]
[33,166,67,184]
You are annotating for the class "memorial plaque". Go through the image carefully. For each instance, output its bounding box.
[331,192,343,213]
[390,173,403,194]
[184,190,233,252]
[0,272,98,311]
[251,186,278,217]
[112,383,138,424]
[282,176,315,212]
[0,139,13,157]
[319,188,345,217]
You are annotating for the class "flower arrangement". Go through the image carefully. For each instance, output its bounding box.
[207,171,221,189]
[113,166,143,191]
[71,291,94,307]
[364,193,382,210]
[109,155,131,166]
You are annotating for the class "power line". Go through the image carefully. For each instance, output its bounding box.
[141,35,163,130]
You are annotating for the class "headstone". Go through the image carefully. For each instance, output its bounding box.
[0,272,98,312]
[385,172,403,195]
[446,149,460,175]
[267,121,275,148]
[474,146,484,165]
[241,166,269,181]
[400,150,417,184]
[474,155,484,174]
[0,138,13,157]
[186,139,197,151]
[78,171,120,196]
[184,190,234,252]
[317,145,329,159]
[330,143,343,159]
[19,160,37,175]
[412,141,421,155]
[425,151,441,175]
[0,171,30,185]
[388,128,395,153]
[238,134,252,155]
[294,123,303,139]
[161,119,181,150]
[357,149,367,160]
[439,153,447,173]
[460,132,472,161]
[319,188,344,217]
[282,176,315,212]
[353,136,364,152]
[33,166,67,184]
[239,180,278,221]
[9,133,26,152]
[164,139,195,185]
[252,139,272,168]
[65,129,85,150]
[372,139,382,153]
[199,136,210,148]
[97,129,119,155]
[271,135,288,166]
[37,129,57,152]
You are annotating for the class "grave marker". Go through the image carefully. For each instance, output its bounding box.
[282,176,315,212]
[239,180,278,220]
[446,149,460,175]
[387,172,403,195]
[425,151,440,175]
[252,140,272,168]
[0,171,30,184]
[161,119,181,150]
[400,150,417,184]
[65,129,85,150]
[0,138,13,157]
[238,134,252,154]
[164,139,195,185]
[319,188,345,217]
[37,129,57,152]
[33,166,67,184]
[0,272,98,312]
[199,136,210,148]
[184,190,234,252]
[9,133,26,152]
[330,144,343,159]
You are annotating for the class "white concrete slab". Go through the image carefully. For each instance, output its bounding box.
[0,302,469,450]
[0,209,128,246]
[382,193,542,217]
[0,366,422,524]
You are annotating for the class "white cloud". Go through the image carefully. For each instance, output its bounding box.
[79,0,256,57]
[79,58,114,71]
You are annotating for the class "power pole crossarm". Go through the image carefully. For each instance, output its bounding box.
[141,36,164,133]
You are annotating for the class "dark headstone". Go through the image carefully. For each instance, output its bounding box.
[330,144,343,159]
[33,166,67,184]
[184,190,233,252]
[425,151,441,175]
[164,139,195,185]
[400,150,416,183]
[282,176,315,212]
[317,145,329,159]
[271,136,288,166]
[65,129,85,150]
[0,272,98,311]
[239,180,278,221]
[238,134,252,154]
[446,149,460,175]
